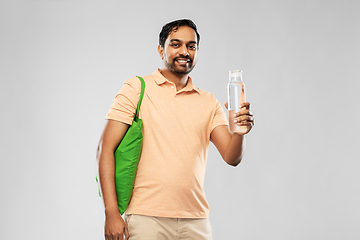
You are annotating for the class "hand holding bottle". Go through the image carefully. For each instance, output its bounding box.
[224,101,254,135]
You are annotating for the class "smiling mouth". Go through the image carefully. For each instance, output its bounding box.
[175,58,191,65]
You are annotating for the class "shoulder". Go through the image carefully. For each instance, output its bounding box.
[124,76,141,89]
[123,74,152,92]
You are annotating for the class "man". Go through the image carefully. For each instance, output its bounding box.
[97,19,254,240]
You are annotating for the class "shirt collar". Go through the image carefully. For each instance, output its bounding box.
[152,69,200,94]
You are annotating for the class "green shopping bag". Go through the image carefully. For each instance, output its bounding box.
[96,76,145,215]
[114,76,145,215]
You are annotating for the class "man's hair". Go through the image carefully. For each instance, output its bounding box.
[159,19,200,47]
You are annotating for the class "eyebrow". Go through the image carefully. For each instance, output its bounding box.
[170,39,197,45]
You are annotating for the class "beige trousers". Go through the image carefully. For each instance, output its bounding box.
[124,214,213,240]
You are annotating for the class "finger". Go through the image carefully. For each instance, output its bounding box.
[124,226,129,240]
[239,102,250,110]
[234,109,253,118]
[237,120,254,126]
[235,120,254,129]
[234,115,254,123]
[107,232,121,240]
[224,102,228,110]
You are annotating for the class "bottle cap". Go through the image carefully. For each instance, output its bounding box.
[229,70,242,82]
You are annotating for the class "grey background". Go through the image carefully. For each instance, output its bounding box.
[1,0,359,239]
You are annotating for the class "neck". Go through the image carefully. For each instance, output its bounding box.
[159,68,189,91]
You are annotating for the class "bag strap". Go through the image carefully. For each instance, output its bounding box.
[134,76,145,119]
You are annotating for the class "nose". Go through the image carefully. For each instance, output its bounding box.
[179,45,189,57]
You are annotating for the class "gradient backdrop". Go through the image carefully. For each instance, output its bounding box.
[1,0,359,239]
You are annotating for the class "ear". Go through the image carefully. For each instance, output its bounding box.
[158,45,164,60]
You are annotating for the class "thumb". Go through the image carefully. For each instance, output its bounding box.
[124,225,129,240]
[224,102,228,110]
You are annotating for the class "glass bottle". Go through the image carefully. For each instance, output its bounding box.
[227,70,247,133]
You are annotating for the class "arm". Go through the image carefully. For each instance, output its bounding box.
[97,119,130,240]
[210,102,254,166]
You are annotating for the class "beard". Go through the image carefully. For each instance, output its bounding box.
[164,56,196,75]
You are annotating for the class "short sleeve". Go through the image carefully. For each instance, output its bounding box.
[210,99,228,132]
[106,77,142,125]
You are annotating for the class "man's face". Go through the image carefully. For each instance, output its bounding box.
[158,26,198,75]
